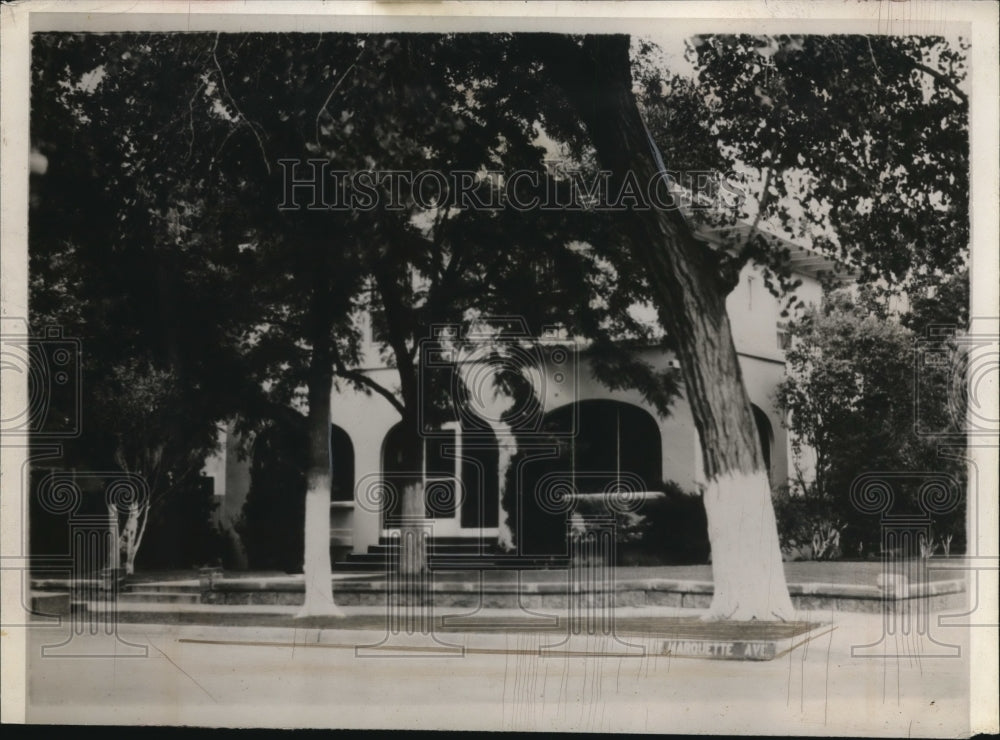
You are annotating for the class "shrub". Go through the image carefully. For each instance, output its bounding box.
[234,416,307,572]
[773,484,846,561]
[776,290,967,558]
[617,481,711,565]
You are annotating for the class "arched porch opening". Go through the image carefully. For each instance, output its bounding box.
[515,399,663,555]
[330,423,355,502]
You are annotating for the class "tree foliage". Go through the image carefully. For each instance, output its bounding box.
[29,34,264,568]
[679,34,968,297]
[776,290,966,557]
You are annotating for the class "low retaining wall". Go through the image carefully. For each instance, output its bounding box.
[29,571,968,616]
[196,576,966,613]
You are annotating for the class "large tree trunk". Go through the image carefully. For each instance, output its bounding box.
[371,255,429,576]
[395,409,427,576]
[108,496,148,576]
[297,353,344,617]
[120,502,143,576]
[545,35,794,620]
[107,503,121,572]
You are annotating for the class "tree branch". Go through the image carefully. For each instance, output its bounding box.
[374,270,415,363]
[715,166,775,292]
[209,125,238,173]
[133,502,150,559]
[371,248,419,409]
[185,80,207,163]
[314,52,363,149]
[258,313,302,332]
[427,208,448,291]
[427,210,465,322]
[911,61,968,104]
[334,362,406,417]
[865,37,883,79]
[211,34,272,175]
[746,166,773,248]
[327,327,406,416]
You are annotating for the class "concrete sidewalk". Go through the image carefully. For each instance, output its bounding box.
[22,605,973,734]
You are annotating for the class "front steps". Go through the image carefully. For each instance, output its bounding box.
[117,590,201,604]
[341,535,570,571]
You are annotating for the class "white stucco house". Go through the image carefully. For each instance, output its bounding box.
[204,226,845,566]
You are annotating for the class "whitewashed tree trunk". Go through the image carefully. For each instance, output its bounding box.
[399,479,427,575]
[702,471,795,620]
[121,501,140,576]
[545,35,796,621]
[298,469,343,617]
[109,500,147,576]
[296,352,344,618]
[107,503,120,572]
